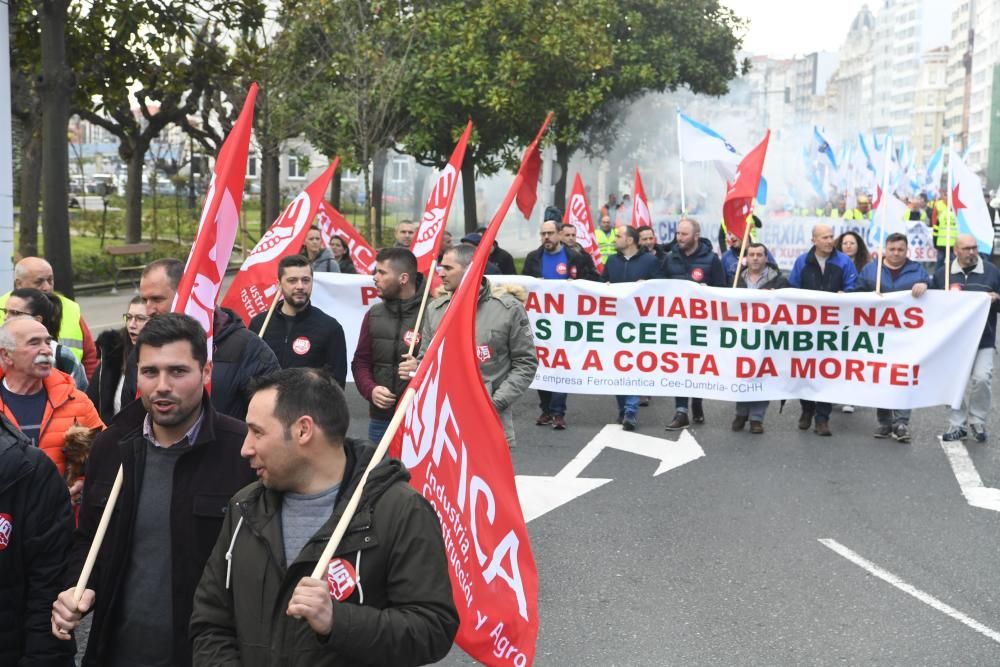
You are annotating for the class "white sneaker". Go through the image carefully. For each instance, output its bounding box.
[841,405,855,414]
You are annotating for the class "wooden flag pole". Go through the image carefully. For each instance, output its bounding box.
[874,136,894,295]
[407,259,437,356]
[256,289,282,339]
[309,386,417,581]
[731,214,753,289]
[74,465,124,602]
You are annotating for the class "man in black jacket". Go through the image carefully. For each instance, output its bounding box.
[249,255,348,387]
[0,414,74,666]
[523,211,590,429]
[190,368,458,666]
[663,219,725,430]
[560,223,600,281]
[51,314,256,667]
[476,225,517,275]
[125,258,280,420]
[351,248,422,443]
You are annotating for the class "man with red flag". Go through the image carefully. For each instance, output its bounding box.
[400,244,536,448]
[391,115,546,661]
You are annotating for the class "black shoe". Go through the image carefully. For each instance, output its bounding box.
[692,398,705,424]
[731,415,747,432]
[666,412,690,431]
[798,412,814,430]
[622,416,637,432]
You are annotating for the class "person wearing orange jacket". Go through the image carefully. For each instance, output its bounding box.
[0,316,103,502]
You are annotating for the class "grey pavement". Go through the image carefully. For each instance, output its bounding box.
[76,289,1000,665]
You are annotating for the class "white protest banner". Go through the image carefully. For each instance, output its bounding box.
[312,273,988,409]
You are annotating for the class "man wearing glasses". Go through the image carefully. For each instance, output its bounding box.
[0,257,99,380]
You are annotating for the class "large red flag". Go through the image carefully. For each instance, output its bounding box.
[515,112,554,219]
[411,122,472,278]
[564,172,604,272]
[315,200,376,274]
[389,118,549,667]
[221,159,339,324]
[722,130,771,242]
[172,84,257,345]
[630,167,651,229]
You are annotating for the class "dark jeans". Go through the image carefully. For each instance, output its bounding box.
[800,400,832,423]
[368,417,391,444]
[538,390,567,417]
[675,397,701,414]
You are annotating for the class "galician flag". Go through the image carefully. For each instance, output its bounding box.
[172,83,257,351]
[949,148,995,253]
[564,173,604,271]
[678,110,767,204]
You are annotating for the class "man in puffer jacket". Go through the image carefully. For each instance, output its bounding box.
[787,223,858,436]
[0,413,74,666]
[854,232,930,443]
[662,219,725,430]
[191,369,458,666]
[400,244,537,449]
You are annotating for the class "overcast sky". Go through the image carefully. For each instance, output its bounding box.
[724,0,872,58]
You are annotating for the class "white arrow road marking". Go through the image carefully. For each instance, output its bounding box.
[939,437,1000,513]
[516,425,705,523]
[819,538,1000,645]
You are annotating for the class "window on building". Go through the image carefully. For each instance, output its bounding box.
[288,155,305,180]
[391,157,409,183]
[247,156,258,178]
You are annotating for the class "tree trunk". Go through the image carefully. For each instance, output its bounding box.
[412,165,427,219]
[554,141,571,211]
[37,0,74,297]
[123,147,145,243]
[18,125,42,258]
[329,169,342,210]
[260,143,281,234]
[461,155,477,233]
[360,161,371,243]
[372,148,388,244]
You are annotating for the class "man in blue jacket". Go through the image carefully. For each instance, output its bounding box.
[788,223,858,436]
[662,219,725,430]
[602,226,661,430]
[933,234,1000,442]
[855,233,930,443]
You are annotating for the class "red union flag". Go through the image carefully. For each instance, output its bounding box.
[723,130,770,242]
[172,84,257,346]
[411,122,472,277]
[390,117,547,667]
[630,167,651,229]
[221,159,338,324]
[515,112,553,219]
[315,200,376,274]
[563,172,604,272]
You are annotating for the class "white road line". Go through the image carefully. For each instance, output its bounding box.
[819,538,1000,645]
[939,437,1000,513]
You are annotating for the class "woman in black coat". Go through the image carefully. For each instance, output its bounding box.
[87,296,147,423]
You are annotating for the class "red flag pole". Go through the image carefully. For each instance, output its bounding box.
[731,214,753,289]
[406,259,437,356]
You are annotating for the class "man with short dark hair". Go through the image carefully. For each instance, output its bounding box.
[190,368,459,666]
[855,232,929,442]
[602,225,662,431]
[523,210,593,429]
[352,248,423,442]
[394,220,416,248]
[560,223,600,281]
[636,225,665,262]
[51,314,255,667]
[476,225,516,275]
[249,255,347,387]
[933,234,1000,442]
[128,258,280,420]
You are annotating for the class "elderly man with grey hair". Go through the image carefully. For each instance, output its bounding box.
[0,257,98,378]
[0,316,103,501]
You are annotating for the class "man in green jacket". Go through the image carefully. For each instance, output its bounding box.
[190,368,458,666]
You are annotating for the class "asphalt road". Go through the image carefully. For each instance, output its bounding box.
[76,292,1000,666]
